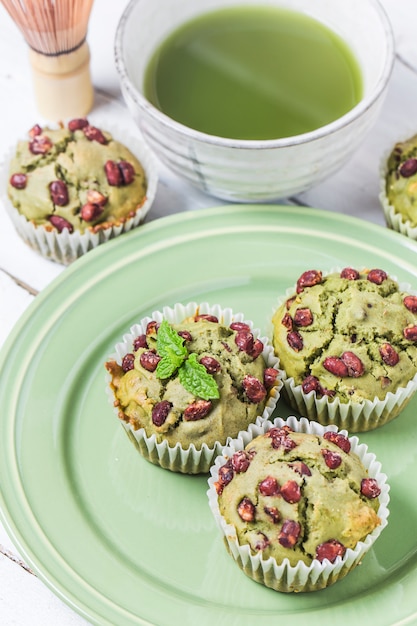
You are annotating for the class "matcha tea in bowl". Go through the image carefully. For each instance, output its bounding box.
[115,0,394,201]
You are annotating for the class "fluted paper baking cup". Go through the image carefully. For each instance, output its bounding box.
[271,268,417,432]
[105,302,283,474]
[0,118,158,264]
[207,416,390,593]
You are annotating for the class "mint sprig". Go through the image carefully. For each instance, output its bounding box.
[179,353,220,400]
[155,319,220,400]
[156,319,187,378]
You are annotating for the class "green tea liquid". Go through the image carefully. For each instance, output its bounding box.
[144,6,363,140]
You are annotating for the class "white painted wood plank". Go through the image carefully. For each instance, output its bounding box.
[0,270,34,349]
[0,553,87,625]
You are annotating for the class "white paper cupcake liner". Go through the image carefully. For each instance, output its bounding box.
[105,302,283,474]
[207,415,390,593]
[379,145,417,239]
[271,268,417,432]
[0,118,158,264]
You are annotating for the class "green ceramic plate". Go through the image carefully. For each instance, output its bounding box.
[1,205,417,626]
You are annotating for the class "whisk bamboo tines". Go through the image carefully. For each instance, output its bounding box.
[1,0,95,120]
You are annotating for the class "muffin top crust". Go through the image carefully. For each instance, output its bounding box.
[215,424,381,566]
[272,268,417,403]
[106,312,279,450]
[8,119,147,234]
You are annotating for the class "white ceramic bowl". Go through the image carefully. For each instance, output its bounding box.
[115,0,394,202]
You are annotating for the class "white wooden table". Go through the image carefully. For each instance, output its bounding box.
[0,0,416,623]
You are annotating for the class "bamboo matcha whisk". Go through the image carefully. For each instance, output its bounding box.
[1,0,95,120]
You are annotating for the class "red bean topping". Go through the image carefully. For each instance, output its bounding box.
[86,189,107,206]
[289,461,312,476]
[267,427,297,451]
[83,124,108,144]
[278,520,301,548]
[259,476,280,496]
[146,320,159,336]
[294,307,313,327]
[121,353,135,372]
[194,314,218,323]
[264,367,278,390]
[285,296,296,310]
[199,356,221,374]
[183,399,212,421]
[235,330,254,353]
[49,180,69,206]
[104,160,122,186]
[404,325,417,341]
[323,431,351,453]
[230,322,251,332]
[178,330,192,342]
[152,400,172,426]
[29,135,53,154]
[281,312,293,330]
[249,338,264,359]
[399,158,417,178]
[367,269,388,284]
[68,118,89,132]
[361,478,381,499]
[264,506,281,523]
[237,497,256,522]
[321,448,342,469]
[48,215,73,233]
[252,531,270,551]
[296,269,322,293]
[340,267,360,280]
[302,375,323,395]
[139,350,161,372]
[341,351,364,377]
[80,203,104,222]
[379,342,399,366]
[242,374,267,403]
[215,460,234,494]
[323,356,349,377]
[28,124,42,137]
[9,173,27,189]
[280,480,301,503]
[231,450,251,473]
[133,334,148,350]
[287,330,303,352]
[316,539,346,563]
[404,295,417,313]
[119,161,135,185]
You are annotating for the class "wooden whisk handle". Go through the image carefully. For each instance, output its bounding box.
[29,41,94,121]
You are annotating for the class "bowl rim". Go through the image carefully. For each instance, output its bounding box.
[114,0,395,149]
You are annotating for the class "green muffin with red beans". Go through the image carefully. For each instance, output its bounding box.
[105,302,282,474]
[207,416,389,593]
[380,133,417,239]
[4,118,157,263]
[271,267,417,431]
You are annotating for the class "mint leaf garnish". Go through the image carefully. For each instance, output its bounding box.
[179,353,220,400]
[156,319,187,379]
[156,355,178,379]
[156,320,188,358]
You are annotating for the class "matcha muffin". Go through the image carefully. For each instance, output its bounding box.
[105,302,282,473]
[271,267,417,432]
[207,416,389,593]
[3,118,157,263]
[380,133,417,238]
